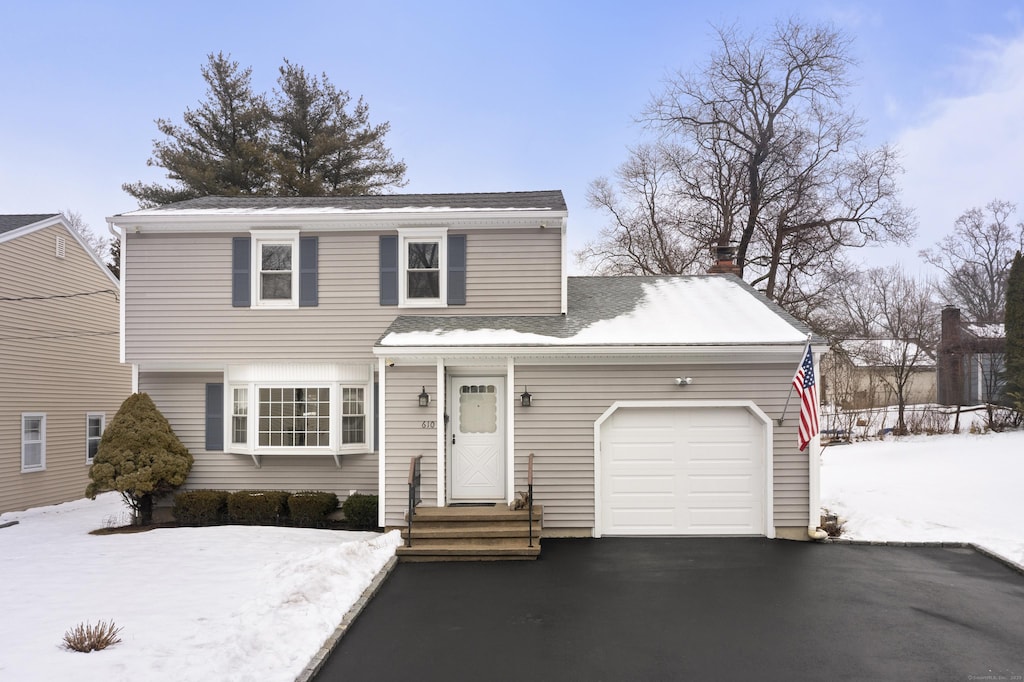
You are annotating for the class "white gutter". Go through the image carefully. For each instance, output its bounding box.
[107,209,568,233]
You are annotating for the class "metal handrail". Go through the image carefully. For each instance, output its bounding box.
[527,452,534,548]
[406,454,422,548]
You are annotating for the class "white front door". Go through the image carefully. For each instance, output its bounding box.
[450,377,505,501]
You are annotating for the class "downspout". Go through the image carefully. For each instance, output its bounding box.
[107,219,127,368]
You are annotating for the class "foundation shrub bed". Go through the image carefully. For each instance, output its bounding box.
[227,490,292,525]
[341,493,379,530]
[288,491,339,527]
[172,490,229,526]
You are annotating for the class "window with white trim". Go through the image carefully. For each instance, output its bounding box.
[86,413,104,463]
[341,387,365,444]
[228,380,370,454]
[232,387,248,445]
[258,387,330,447]
[22,414,46,472]
[398,229,447,307]
[252,231,299,308]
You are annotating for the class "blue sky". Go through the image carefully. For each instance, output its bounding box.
[3,1,1024,274]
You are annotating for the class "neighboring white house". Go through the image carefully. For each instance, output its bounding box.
[0,214,132,513]
[109,191,825,541]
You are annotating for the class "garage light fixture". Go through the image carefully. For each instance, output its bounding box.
[418,386,430,407]
[675,377,693,386]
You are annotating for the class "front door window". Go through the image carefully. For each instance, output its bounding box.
[459,384,497,434]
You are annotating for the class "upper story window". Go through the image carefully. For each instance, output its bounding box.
[22,414,46,472]
[398,228,447,307]
[252,231,300,308]
[86,413,105,463]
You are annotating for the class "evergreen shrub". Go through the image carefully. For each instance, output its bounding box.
[288,491,339,527]
[227,490,291,525]
[341,493,379,529]
[172,490,229,526]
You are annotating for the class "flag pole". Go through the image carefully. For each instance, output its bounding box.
[778,334,813,426]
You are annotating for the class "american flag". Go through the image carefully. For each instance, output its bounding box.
[792,344,819,452]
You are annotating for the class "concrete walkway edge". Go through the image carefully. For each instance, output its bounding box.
[295,554,399,682]
[827,538,1024,576]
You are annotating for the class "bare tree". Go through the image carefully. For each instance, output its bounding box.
[920,199,1024,324]
[836,267,938,434]
[579,19,913,316]
[61,210,109,258]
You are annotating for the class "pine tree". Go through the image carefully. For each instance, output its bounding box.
[123,53,406,204]
[271,59,407,196]
[123,52,273,206]
[87,393,193,525]
[1005,250,1024,408]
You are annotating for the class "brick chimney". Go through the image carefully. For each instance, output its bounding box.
[708,244,741,275]
[937,306,963,405]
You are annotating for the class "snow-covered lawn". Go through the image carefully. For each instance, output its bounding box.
[0,494,400,682]
[821,429,1024,567]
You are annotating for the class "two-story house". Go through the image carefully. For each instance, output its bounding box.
[109,191,824,541]
[1,214,132,514]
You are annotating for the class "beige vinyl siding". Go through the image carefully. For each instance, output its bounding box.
[0,224,131,513]
[124,228,562,364]
[382,366,438,525]
[139,372,377,501]
[512,363,808,531]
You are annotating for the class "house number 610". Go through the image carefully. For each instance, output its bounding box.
[421,421,436,429]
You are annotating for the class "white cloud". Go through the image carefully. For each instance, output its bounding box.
[897,33,1024,253]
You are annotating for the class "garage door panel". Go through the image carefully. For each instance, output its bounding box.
[689,507,759,533]
[600,406,765,536]
[608,508,677,532]
[610,474,675,495]
[688,474,755,495]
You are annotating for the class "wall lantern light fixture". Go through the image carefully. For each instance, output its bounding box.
[521,387,532,407]
[418,386,430,407]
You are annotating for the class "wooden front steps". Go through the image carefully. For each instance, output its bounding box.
[397,504,543,562]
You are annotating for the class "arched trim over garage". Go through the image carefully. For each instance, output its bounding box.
[593,400,774,539]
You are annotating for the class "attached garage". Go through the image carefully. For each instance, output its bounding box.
[596,402,772,537]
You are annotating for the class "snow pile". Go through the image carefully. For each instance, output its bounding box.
[0,494,399,682]
[820,430,1024,566]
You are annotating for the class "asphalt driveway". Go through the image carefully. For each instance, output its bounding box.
[315,538,1024,681]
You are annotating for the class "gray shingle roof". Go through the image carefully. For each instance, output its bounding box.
[0,214,59,235]
[378,275,817,347]
[125,190,566,213]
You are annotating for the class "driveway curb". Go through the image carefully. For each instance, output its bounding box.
[827,538,1024,576]
[295,554,399,682]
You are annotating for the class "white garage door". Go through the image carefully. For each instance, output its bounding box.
[599,406,766,536]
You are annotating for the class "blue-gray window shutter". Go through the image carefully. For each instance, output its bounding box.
[448,234,466,305]
[379,235,398,306]
[205,383,224,451]
[232,237,251,307]
[299,236,318,307]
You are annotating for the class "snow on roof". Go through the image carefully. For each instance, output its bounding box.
[380,276,809,348]
[116,191,567,217]
[840,339,936,368]
[966,323,1005,339]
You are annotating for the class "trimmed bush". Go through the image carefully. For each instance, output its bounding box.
[227,490,291,525]
[62,620,123,652]
[86,392,193,525]
[341,493,379,530]
[172,490,229,526]
[288,491,339,528]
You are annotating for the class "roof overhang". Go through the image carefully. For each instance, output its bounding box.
[374,342,828,365]
[107,208,568,233]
